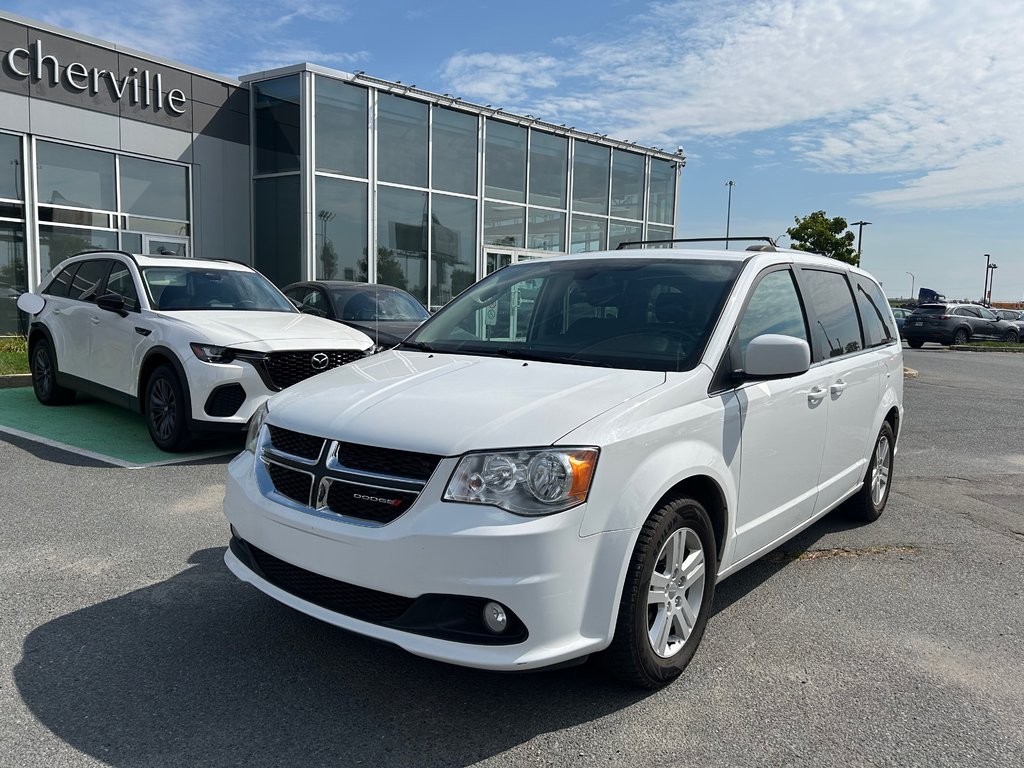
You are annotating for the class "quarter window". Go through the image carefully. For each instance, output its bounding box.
[854,278,896,347]
[800,269,863,360]
[735,270,808,368]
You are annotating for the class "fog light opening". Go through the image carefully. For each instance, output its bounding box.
[483,601,508,634]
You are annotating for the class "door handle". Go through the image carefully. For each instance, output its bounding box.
[90,316,101,325]
[52,308,62,315]
[808,386,828,403]
[830,380,848,395]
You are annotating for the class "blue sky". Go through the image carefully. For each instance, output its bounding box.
[13,0,1024,302]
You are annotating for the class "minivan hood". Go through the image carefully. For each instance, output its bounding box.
[266,351,667,456]
[153,310,372,350]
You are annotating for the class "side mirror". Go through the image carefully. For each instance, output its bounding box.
[96,293,128,317]
[742,334,811,379]
[17,292,45,315]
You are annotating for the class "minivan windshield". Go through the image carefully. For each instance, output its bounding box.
[403,258,742,372]
[143,267,296,312]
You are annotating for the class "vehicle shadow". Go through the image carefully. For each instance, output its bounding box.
[14,547,653,768]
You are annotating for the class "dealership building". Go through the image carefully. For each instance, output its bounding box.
[0,11,683,334]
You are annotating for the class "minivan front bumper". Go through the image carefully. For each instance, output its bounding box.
[222,451,635,671]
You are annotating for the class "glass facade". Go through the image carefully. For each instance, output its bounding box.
[1,133,26,335]
[254,76,301,175]
[315,79,367,177]
[254,175,301,287]
[246,70,679,310]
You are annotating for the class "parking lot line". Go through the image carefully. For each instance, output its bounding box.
[0,388,238,468]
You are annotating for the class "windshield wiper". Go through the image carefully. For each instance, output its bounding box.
[396,340,435,352]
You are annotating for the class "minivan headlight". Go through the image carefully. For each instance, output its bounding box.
[245,402,269,454]
[444,447,599,516]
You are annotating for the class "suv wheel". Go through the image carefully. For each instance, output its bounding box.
[846,422,894,523]
[600,496,716,687]
[952,328,969,346]
[1002,330,1019,343]
[145,365,193,452]
[908,339,924,349]
[30,339,76,406]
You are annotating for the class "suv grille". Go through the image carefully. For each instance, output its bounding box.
[262,350,364,390]
[259,429,444,526]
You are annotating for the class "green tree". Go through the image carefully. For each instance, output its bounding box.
[786,211,858,265]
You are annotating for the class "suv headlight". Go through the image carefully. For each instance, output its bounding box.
[245,402,269,454]
[190,343,234,363]
[444,447,599,516]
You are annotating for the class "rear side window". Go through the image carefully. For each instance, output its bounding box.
[800,269,863,361]
[68,259,113,302]
[105,262,140,312]
[954,307,980,318]
[854,278,897,347]
[43,264,80,297]
[736,270,808,368]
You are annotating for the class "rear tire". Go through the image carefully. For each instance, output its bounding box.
[30,338,76,405]
[908,339,924,349]
[846,422,895,523]
[952,328,969,346]
[599,496,717,688]
[145,365,193,452]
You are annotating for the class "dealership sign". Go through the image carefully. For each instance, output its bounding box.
[3,40,187,115]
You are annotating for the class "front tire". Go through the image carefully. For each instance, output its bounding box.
[30,339,76,405]
[600,496,717,688]
[1003,330,1019,343]
[846,422,895,523]
[145,365,192,452]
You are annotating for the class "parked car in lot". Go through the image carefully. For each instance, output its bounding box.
[224,245,904,687]
[992,309,1024,336]
[282,280,429,348]
[891,307,911,338]
[903,303,1019,348]
[18,251,374,451]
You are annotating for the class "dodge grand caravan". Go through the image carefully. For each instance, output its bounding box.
[222,246,903,687]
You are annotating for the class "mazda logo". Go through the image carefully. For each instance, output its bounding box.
[310,352,330,370]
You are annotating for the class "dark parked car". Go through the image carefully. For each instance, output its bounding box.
[283,281,430,348]
[992,309,1024,336]
[904,303,1019,348]
[891,307,911,339]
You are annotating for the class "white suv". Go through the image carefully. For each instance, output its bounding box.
[20,251,373,451]
[222,247,904,686]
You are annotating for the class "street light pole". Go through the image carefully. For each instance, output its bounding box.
[725,180,735,250]
[851,220,871,265]
[983,253,990,302]
[987,263,999,304]
[905,271,915,302]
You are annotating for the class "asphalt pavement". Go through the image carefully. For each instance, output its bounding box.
[1,349,1022,767]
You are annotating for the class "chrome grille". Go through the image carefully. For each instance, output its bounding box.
[259,428,443,526]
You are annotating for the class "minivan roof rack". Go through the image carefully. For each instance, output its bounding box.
[615,236,778,250]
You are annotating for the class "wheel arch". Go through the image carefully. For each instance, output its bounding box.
[27,322,54,354]
[138,347,192,419]
[651,476,728,567]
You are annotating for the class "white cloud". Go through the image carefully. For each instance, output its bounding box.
[439,0,1024,211]
[28,0,364,78]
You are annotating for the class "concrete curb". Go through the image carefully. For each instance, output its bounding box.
[0,374,32,389]
[903,367,919,379]
[949,345,1024,353]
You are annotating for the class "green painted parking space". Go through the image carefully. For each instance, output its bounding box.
[0,387,238,467]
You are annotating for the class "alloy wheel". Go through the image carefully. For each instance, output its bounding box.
[646,527,706,658]
[33,348,52,398]
[149,378,177,441]
[871,433,891,507]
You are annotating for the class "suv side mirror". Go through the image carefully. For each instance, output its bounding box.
[96,293,128,317]
[741,334,811,379]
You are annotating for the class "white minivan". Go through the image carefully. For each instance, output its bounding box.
[223,246,903,687]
